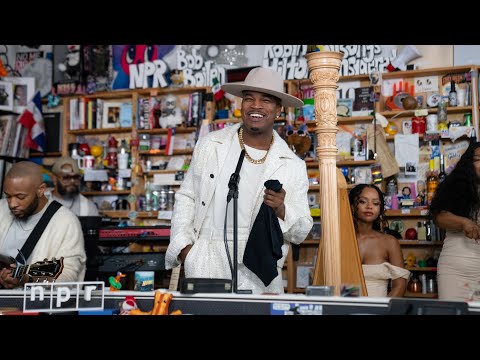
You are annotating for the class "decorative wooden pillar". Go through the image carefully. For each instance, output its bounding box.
[305,51,343,294]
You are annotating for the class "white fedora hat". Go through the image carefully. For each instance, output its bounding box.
[222,67,304,108]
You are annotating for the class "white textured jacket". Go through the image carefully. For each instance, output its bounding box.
[0,199,86,282]
[166,123,313,290]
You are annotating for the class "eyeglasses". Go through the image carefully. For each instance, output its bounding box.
[286,129,306,136]
[58,175,81,182]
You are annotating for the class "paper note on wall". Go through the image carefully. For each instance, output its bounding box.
[394,134,419,167]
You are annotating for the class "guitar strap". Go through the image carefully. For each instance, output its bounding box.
[15,201,62,263]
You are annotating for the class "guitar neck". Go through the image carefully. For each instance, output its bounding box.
[13,264,29,280]
[168,265,181,291]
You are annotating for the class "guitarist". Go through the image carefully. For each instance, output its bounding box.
[0,162,86,289]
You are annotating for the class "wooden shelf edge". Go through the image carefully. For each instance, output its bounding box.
[29,152,62,158]
[404,291,438,298]
[306,160,375,168]
[379,106,472,118]
[380,65,475,79]
[385,209,429,217]
[137,127,198,134]
[406,267,437,272]
[81,190,131,196]
[399,241,443,246]
[68,127,132,135]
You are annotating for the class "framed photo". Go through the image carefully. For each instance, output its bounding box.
[4,77,35,114]
[0,81,14,111]
[102,102,123,128]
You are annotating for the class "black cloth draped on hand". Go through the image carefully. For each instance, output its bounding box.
[243,180,284,287]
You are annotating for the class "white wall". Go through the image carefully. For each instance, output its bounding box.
[454,45,480,65]
[244,45,454,69]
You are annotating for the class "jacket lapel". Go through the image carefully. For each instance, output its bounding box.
[210,123,242,177]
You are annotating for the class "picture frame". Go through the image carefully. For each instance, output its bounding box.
[0,81,14,111]
[4,77,35,114]
[102,102,123,128]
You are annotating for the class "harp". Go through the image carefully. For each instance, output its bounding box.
[311,168,367,295]
[305,51,366,296]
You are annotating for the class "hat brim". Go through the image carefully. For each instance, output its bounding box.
[222,83,304,108]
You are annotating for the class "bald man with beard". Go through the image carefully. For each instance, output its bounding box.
[0,161,86,289]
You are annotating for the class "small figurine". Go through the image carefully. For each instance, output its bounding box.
[109,272,126,291]
[120,295,138,315]
[170,69,184,88]
[159,94,184,128]
[285,124,311,159]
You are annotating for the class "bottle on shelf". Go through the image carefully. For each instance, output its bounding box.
[417,221,426,241]
[437,96,448,127]
[106,135,118,169]
[70,143,82,169]
[118,139,129,170]
[426,159,438,206]
[448,80,457,107]
[144,178,153,212]
[424,220,432,242]
[438,154,447,183]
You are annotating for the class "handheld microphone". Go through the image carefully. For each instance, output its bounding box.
[227,149,245,203]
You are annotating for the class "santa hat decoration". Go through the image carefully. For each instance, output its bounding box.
[122,296,138,311]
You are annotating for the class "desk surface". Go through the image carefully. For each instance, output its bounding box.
[0,289,478,315]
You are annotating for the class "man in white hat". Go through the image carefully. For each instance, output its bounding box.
[165,67,313,294]
[48,156,99,217]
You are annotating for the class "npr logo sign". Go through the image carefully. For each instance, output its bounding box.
[23,281,104,313]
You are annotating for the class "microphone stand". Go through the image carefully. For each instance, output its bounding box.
[226,149,251,294]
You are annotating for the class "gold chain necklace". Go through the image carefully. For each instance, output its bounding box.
[238,127,274,164]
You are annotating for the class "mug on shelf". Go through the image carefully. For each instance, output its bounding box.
[79,155,95,169]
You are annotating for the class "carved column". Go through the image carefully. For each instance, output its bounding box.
[305,51,343,294]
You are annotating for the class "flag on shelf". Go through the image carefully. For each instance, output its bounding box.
[165,128,175,156]
[18,91,46,152]
[212,76,225,101]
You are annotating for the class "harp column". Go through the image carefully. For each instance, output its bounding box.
[305,51,343,294]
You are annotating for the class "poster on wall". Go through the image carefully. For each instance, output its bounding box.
[15,45,53,98]
[111,45,176,90]
[52,45,85,96]
[262,45,397,79]
[83,45,112,93]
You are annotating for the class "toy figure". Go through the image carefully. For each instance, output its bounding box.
[128,291,182,315]
[285,123,311,159]
[170,69,184,88]
[159,94,184,128]
[120,295,138,315]
[109,272,126,291]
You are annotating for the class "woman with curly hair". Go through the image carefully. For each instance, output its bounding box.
[349,184,409,297]
[429,141,480,301]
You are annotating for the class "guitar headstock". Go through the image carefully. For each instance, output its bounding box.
[23,257,64,283]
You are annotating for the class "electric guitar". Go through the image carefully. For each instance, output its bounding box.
[0,255,64,283]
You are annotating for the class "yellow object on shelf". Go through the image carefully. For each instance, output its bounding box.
[310,208,321,217]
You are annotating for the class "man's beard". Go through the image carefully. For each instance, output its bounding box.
[57,182,79,199]
[11,196,39,220]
